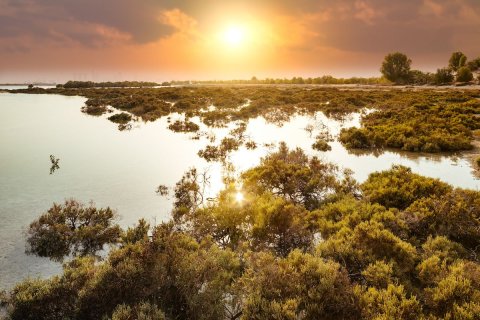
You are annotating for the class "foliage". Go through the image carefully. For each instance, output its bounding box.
[198,137,241,163]
[449,52,467,72]
[312,136,332,151]
[361,165,451,210]
[121,218,150,245]
[467,57,480,72]
[434,68,454,85]
[167,119,200,133]
[339,99,480,152]
[108,112,132,124]
[239,250,360,319]
[380,52,412,84]
[5,141,480,320]
[25,199,121,261]
[409,70,434,85]
[456,66,474,83]
[110,301,165,320]
[242,142,348,210]
[403,189,480,249]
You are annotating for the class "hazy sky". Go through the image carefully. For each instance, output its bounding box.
[1,0,479,82]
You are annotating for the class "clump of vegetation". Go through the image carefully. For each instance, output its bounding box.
[449,52,467,72]
[81,104,108,116]
[108,112,132,124]
[434,68,454,85]
[312,136,332,151]
[198,137,241,162]
[167,119,200,133]
[3,145,480,319]
[8,79,480,153]
[25,199,121,261]
[475,157,480,169]
[340,99,480,152]
[456,66,474,83]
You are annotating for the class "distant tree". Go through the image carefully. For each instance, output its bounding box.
[448,52,467,72]
[456,66,474,83]
[409,70,434,85]
[27,84,33,89]
[434,68,454,85]
[467,57,480,72]
[380,52,412,84]
[26,199,121,261]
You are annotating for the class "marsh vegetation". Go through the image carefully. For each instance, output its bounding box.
[3,79,480,320]
[2,145,480,319]
[9,85,480,156]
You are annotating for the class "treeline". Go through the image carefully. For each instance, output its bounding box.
[171,75,388,86]
[2,144,480,319]
[59,81,163,89]
[381,51,480,85]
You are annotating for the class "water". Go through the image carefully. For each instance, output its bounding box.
[0,85,56,90]
[1,92,479,289]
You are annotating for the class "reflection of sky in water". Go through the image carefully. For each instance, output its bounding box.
[0,92,479,289]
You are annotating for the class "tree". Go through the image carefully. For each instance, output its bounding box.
[466,57,480,72]
[26,199,121,261]
[242,142,345,210]
[456,66,474,83]
[409,70,434,85]
[434,68,454,85]
[380,52,412,84]
[449,51,467,72]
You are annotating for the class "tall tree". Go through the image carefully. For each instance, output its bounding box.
[380,52,412,84]
[448,51,467,72]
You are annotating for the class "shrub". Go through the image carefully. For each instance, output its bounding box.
[456,66,474,83]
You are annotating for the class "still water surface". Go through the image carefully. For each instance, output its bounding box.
[1,92,479,289]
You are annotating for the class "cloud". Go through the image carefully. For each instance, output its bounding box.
[0,0,197,49]
[1,0,480,79]
[288,0,480,55]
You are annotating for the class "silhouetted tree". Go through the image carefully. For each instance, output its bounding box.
[448,51,467,72]
[381,52,412,84]
[434,68,454,85]
[456,66,474,83]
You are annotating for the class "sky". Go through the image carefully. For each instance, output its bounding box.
[1,0,479,82]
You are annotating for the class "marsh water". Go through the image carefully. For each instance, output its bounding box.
[1,92,479,289]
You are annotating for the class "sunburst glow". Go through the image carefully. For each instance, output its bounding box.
[223,25,246,46]
[235,191,244,203]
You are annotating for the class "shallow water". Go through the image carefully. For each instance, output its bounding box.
[0,92,479,289]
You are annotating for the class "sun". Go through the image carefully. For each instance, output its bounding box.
[235,191,244,203]
[223,25,246,46]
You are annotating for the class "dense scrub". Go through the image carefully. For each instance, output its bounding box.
[3,145,480,319]
[340,98,480,152]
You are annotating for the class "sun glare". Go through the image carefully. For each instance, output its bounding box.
[235,191,244,203]
[223,25,245,46]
